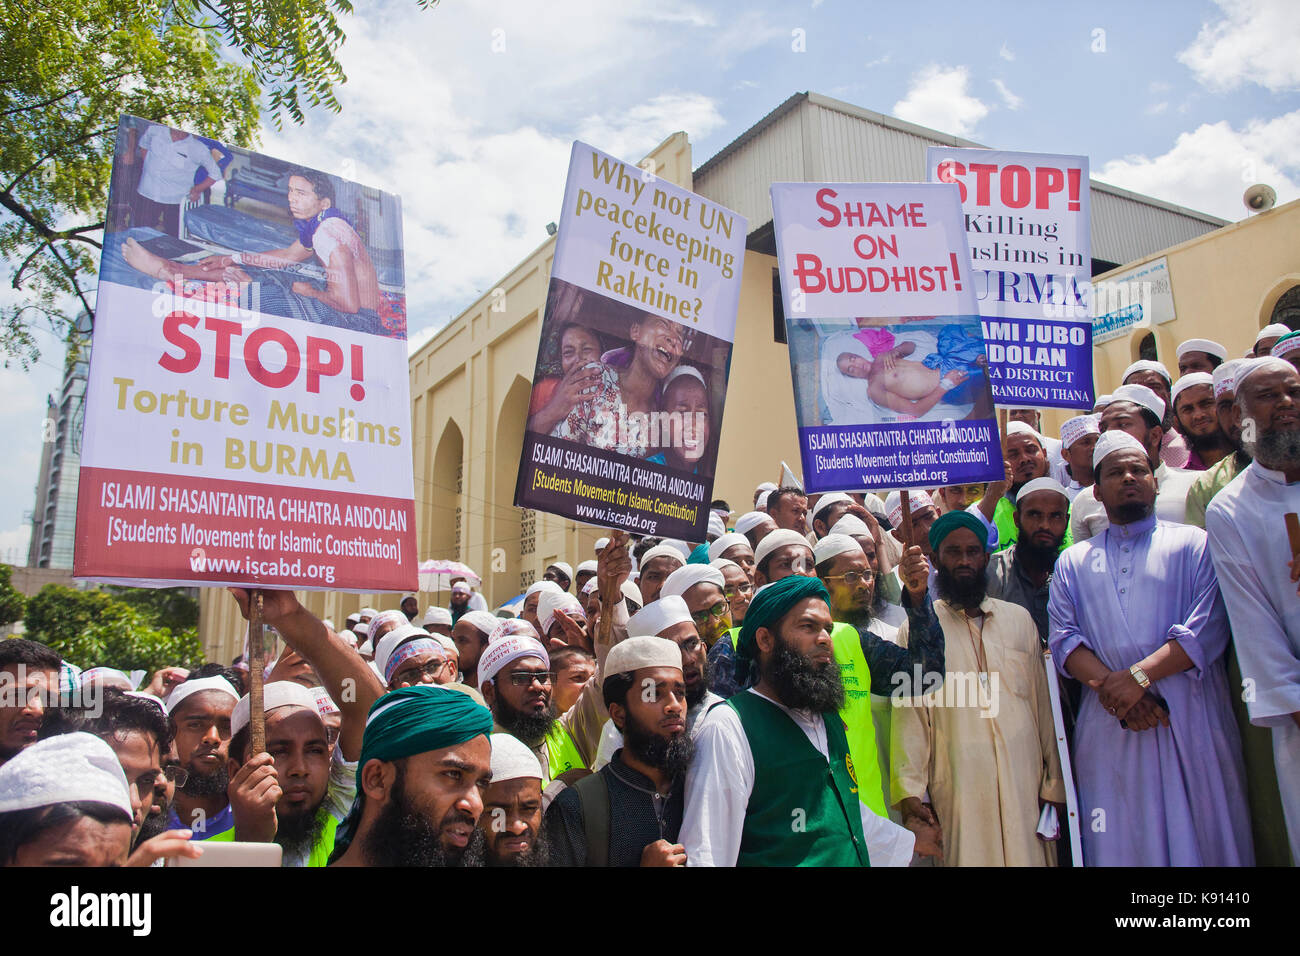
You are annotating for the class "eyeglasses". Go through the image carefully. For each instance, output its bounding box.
[723,583,753,601]
[690,600,730,626]
[138,765,189,791]
[823,571,872,587]
[505,670,555,687]
[392,660,448,685]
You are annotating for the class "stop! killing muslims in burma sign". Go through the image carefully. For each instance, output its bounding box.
[74,115,416,592]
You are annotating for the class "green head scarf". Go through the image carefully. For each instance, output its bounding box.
[734,574,830,687]
[927,509,988,553]
[329,684,494,862]
[688,542,711,564]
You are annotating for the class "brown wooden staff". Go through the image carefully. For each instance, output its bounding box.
[247,589,266,755]
[899,491,914,548]
[1285,513,1300,568]
[597,530,628,647]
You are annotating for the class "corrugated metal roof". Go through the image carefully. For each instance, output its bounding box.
[693,91,1227,266]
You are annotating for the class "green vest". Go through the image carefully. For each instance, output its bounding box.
[830,621,887,817]
[730,692,869,867]
[993,496,1073,553]
[207,808,339,867]
[543,722,586,782]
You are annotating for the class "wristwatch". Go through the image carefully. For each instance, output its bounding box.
[1129,663,1151,689]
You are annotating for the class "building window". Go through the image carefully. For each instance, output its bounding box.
[772,269,787,344]
[1271,285,1300,331]
[520,508,535,557]
[454,462,463,558]
[1137,332,1157,361]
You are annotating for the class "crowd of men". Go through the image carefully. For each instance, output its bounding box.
[2,328,1299,867]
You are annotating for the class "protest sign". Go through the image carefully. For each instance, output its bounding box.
[770,181,1003,493]
[513,142,746,541]
[927,148,1093,409]
[74,116,416,592]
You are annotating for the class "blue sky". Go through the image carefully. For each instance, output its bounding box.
[2,0,1297,561]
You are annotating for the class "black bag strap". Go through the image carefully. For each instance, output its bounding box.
[572,771,611,867]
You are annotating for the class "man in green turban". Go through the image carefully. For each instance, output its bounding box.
[680,574,916,867]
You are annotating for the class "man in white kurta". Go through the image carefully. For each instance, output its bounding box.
[890,510,1065,866]
[1206,356,1300,863]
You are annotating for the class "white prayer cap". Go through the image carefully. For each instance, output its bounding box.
[451,581,472,595]
[1121,359,1172,385]
[1171,372,1214,406]
[627,595,693,637]
[639,544,686,569]
[165,675,240,715]
[369,609,406,634]
[1005,420,1044,446]
[710,557,741,574]
[884,489,934,528]
[581,577,599,596]
[477,632,549,687]
[231,681,320,737]
[812,533,863,565]
[829,514,871,538]
[1176,338,1226,361]
[707,512,726,538]
[1060,414,1101,450]
[862,494,887,519]
[422,606,452,628]
[1093,394,1113,408]
[358,640,374,656]
[1109,383,1165,422]
[661,564,726,599]
[537,590,585,636]
[753,529,813,569]
[345,612,361,626]
[708,532,749,561]
[489,733,544,784]
[359,607,379,619]
[311,686,339,717]
[605,636,685,679]
[434,634,458,658]
[621,580,644,607]
[0,732,132,820]
[734,511,769,535]
[756,490,772,510]
[525,580,562,598]
[1256,323,1291,345]
[374,623,436,677]
[79,667,141,692]
[459,610,501,636]
[1271,332,1300,358]
[755,481,778,495]
[810,492,853,522]
[487,618,541,644]
[1213,359,1244,399]
[576,560,598,575]
[1015,477,1070,505]
[354,620,371,637]
[659,539,694,560]
[1235,355,1297,391]
[595,537,610,552]
[1092,430,1148,469]
[546,561,574,582]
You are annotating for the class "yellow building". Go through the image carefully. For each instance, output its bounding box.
[197,91,1239,662]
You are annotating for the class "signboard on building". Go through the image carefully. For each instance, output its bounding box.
[926,147,1093,409]
[74,116,416,591]
[513,141,746,541]
[770,181,1003,493]
[1092,256,1175,345]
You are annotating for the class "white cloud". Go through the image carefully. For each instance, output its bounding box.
[1147,101,1169,115]
[992,78,1022,110]
[864,54,891,69]
[998,42,1014,62]
[1178,0,1300,92]
[577,93,726,164]
[893,65,989,138]
[1096,110,1300,220]
[0,525,31,566]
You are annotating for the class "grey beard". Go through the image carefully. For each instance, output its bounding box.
[1245,427,1300,472]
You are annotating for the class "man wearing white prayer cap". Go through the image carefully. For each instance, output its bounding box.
[543,561,575,592]
[521,579,563,633]
[986,476,1071,647]
[1172,372,1233,471]
[366,609,408,650]
[1122,358,1190,468]
[480,733,547,866]
[708,531,755,580]
[1007,408,1065,482]
[734,510,777,551]
[452,610,504,689]
[661,564,732,648]
[358,607,379,623]
[226,680,356,866]
[422,605,453,637]
[1176,338,1226,376]
[635,543,685,605]
[536,590,589,649]
[1059,413,1101,500]
[575,560,598,593]
[375,624,457,690]
[163,674,241,840]
[1253,323,1292,357]
[1185,359,1252,529]
[543,635,691,867]
[706,511,726,542]
[753,480,777,508]
[595,536,610,554]
[0,732,136,866]
[400,594,419,623]
[880,489,940,571]
[1071,383,1198,543]
[810,492,854,539]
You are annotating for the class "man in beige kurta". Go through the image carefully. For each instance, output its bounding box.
[890,510,1065,866]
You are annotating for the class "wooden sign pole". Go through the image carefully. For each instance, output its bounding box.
[247,589,266,755]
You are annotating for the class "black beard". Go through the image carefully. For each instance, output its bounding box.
[363,770,486,867]
[181,764,229,797]
[1014,536,1061,572]
[494,695,557,746]
[623,710,695,778]
[936,563,988,608]
[1112,501,1153,524]
[487,828,552,868]
[275,803,327,860]
[1248,427,1300,472]
[766,634,845,712]
[1188,429,1231,455]
[137,809,170,844]
[839,601,874,629]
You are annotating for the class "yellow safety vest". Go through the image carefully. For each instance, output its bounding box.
[831,621,887,817]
